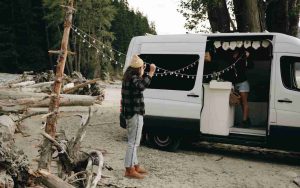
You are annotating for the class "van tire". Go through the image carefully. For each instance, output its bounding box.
[146,133,181,152]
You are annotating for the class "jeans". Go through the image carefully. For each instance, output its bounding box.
[124,114,143,167]
[235,80,250,92]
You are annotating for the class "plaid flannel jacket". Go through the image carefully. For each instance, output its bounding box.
[121,74,152,119]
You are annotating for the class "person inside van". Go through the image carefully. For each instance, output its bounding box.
[203,50,219,82]
[230,49,253,127]
[121,54,156,179]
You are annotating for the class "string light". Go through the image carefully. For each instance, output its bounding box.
[75,31,198,78]
[72,25,127,57]
[72,26,121,67]
[72,25,250,80]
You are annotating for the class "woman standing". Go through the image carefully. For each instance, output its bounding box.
[231,49,252,127]
[121,55,156,179]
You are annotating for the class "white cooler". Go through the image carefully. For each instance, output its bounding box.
[200,80,234,136]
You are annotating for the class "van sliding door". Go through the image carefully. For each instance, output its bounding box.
[140,42,205,121]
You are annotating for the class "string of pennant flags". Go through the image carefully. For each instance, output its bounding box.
[72,25,272,80]
[214,39,271,51]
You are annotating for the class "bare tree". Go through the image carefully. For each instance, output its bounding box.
[233,0,263,32]
[39,0,75,170]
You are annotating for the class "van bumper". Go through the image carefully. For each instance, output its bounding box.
[143,115,200,136]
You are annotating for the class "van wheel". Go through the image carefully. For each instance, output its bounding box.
[146,133,181,152]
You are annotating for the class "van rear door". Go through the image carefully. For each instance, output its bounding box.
[271,53,300,149]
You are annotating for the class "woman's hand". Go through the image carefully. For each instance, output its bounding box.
[149,64,156,77]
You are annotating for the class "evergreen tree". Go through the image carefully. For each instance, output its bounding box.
[111,0,156,69]
[0,0,49,73]
[0,0,157,77]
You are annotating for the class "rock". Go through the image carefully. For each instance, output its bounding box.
[0,115,16,136]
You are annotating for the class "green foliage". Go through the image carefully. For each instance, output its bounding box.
[0,0,49,73]
[111,0,156,62]
[0,0,156,78]
[178,0,212,32]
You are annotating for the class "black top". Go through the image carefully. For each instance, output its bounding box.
[219,51,253,84]
[232,52,253,84]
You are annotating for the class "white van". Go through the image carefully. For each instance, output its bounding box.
[121,33,300,152]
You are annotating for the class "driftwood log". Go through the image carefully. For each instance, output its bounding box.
[63,78,100,94]
[0,132,30,187]
[0,89,98,100]
[0,91,98,113]
[38,107,104,187]
[10,81,36,88]
[36,169,75,188]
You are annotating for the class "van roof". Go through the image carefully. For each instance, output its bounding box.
[133,32,300,53]
[135,32,296,41]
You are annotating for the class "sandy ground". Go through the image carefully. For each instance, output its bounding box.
[11,83,300,188]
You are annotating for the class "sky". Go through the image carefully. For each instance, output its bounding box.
[126,0,189,35]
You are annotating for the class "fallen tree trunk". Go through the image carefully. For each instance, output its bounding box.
[25,81,54,88]
[37,169,75,188]
[0,90,49,100]
[10,81,36,88]
[0,95,97,113]
[0,93,97,105]
[63,78,99,94]
[22,81,54,93]
[0,89,101,102]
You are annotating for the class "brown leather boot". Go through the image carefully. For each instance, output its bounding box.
[134,165,148,174]
[124,167,145,179]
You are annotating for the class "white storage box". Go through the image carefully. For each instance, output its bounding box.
[200,81,235,136]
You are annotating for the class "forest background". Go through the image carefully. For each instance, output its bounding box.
[1,0,300,79]
[0,0,156,79]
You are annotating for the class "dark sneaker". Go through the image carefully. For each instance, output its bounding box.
[241,118,251,128]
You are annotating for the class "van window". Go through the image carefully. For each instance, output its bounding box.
[280,56,300,90]
[139,54,199,91]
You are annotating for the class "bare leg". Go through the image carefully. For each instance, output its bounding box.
[239,92,249,121]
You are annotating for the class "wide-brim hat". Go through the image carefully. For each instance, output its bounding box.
[129,55,144,68]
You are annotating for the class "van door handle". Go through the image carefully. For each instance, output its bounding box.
[277,99,292,103]
[187,93,199,97]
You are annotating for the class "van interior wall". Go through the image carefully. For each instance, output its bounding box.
[236,49,271,127]
[204,39,272,127]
